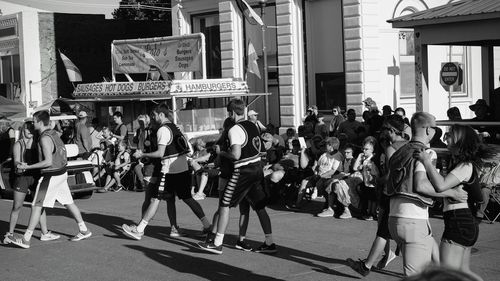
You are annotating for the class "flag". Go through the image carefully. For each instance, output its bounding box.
[236,0,264,26]
[59,51,82,82]
[247,40,261,79]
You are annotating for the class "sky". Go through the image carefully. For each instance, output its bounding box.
[3,0,121,18]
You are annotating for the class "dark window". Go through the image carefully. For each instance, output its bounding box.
[315,73,346,111]
[0,27,16,38]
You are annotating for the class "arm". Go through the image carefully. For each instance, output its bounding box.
[414,171,467,201]
[193,152,211,163]
[13,142,21,166]
[320,159,341,178]
[24,136,53,170]
[353,153,364,171]
[299,148,309,169]
[414,149,461,192]
[219,144,241,161]
[116,152,131,169]
[141,144,166,159]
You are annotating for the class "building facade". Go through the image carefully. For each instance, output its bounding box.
[171,0,500,132]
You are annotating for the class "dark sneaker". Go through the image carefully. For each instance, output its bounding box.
[254,242,277,254]
[347,258,370,276]
[198,241,223,255]
[235,240,253,252]
[10,233,30,249]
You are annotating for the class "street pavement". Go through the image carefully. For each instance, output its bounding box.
[1,191,500,281]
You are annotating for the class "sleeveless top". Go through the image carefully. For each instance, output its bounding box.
[161,123,190,159]
[234,120,262,168]
[15,139,38,176]
[40,129,67,176]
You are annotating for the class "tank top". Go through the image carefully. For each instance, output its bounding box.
[234,120,261,167]
[15,139,38,176]
[161,123,190,159]
[40,129,67,175]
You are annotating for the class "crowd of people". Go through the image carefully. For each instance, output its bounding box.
[1,96,499,280]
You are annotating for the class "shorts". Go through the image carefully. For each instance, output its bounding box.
[442,208,478,247]
[32,172,74,208]
[360,184,378,201]
[150,171,192,200]
[13,174,37,194]
[220,162,267,210]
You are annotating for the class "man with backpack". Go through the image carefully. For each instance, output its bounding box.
[385,112,468,276]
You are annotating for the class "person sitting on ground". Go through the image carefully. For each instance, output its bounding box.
[329,106,345,137]
[282,127,297,152]
[188,138,216,201]
[247,109,266,132]
[337,109,364,146]
[100,140,131,192]
[266,123,285,147]
[295,137,342,208]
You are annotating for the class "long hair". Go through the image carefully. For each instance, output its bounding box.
[447,124,498,170]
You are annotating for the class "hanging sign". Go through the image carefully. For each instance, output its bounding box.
[112,34,203,74]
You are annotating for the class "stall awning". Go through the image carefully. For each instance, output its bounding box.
[0,96,25,118]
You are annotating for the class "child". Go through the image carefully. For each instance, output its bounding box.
[353,136,380,220]
[295,137,342,207]
[102,140,131,192]
[188,138,213,200]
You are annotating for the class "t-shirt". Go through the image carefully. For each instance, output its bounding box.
[228,123,261,167]
[157,126,188,174]
[75,122,91,154]
[316,152,341,175]
[389,148,437,220]
[445,162,473,210]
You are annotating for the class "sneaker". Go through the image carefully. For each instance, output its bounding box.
[376,250,397,269]
[204,232,215,244]
[3,232,13,244]
[198,241,223,254]
[70,230,92,242]
[193,193,206,201]
[122,224,143,240]
[201,226,212,236]
[254,242,277,254]
[96,188,108,193]
[339,208,352,219]
[169,226,185,238]
[317,208,334,217]
[40,231,61,241]
[235,240,253,252]
[10,233,30,249]
[113,185,124,192]
[347,258,370,277]
[362,215,374,221]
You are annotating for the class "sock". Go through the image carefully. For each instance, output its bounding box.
[137,220,148,233]
[214,233,224,246]
[24,230,34,241]
[239,236,245,242]
[200,217,211,229]
[265,234,274,245]
[78,222,88,233]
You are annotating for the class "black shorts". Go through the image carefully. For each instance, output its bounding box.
[13,175,38,194]
[151,171,192,200]
[442,208,479,247]
[220,162,267,210]
[360,184,378,201]
[376,195,391,240]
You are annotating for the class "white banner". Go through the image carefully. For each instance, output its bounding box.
[73,81,171,97]
[112,34,203,74]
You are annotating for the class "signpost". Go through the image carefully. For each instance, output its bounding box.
[440,62,463,108]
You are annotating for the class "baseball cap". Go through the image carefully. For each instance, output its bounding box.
[248,110,258,116]
[78,111,88,118]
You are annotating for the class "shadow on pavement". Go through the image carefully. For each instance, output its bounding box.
[125,244,285,281]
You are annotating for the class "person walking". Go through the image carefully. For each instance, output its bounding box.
[4,121,60,244]
[414,124,497,281]
[121,104,211,240]
[198,99,277,255]
[9,111,92,249]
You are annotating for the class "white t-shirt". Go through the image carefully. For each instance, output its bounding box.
[316,152,341,175]
[444,162,473,210]
[390,148,437,220]
[157,125,188,174]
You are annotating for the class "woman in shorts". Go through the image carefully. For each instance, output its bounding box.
[4,121,60,244]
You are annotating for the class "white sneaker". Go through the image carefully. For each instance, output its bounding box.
[122,224,143,240]
[339,208,352,219]
[311,188,318,200]
[317,208,334,217]
[193,193,206,201]
[70,230,92,242]
[3,232,13,244]
[170,226,185,237]
[40,231,61,241]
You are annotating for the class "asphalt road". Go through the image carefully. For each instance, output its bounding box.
[1,191,500,281]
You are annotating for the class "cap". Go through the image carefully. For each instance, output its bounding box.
[248,110,258,116]
[469,99,488,111]
[78,111,88,118]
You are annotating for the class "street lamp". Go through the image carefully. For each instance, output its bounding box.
[259,0,269,124]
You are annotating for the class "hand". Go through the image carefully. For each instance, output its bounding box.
[133,150,143,159]
[214,145,221,154]
[481,131,490,138]
[17,162,28,170]
[451,185,468,203]
[413,148,431,163]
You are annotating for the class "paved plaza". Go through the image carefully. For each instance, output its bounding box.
[1,192,500,281]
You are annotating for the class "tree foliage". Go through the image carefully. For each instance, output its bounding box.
[112,0,171,21]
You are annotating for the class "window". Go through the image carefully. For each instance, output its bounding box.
[192,13,221,79]
[399,31,415,98]
[447,46,468,96]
